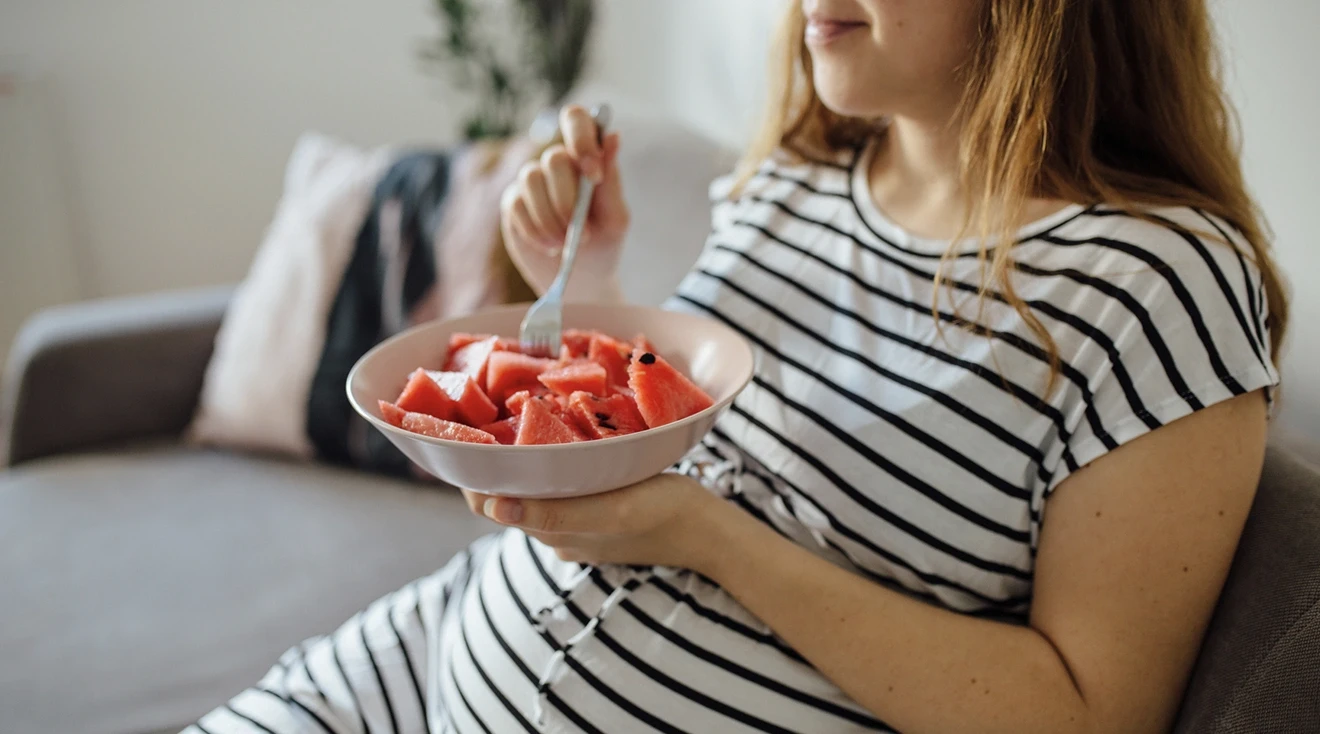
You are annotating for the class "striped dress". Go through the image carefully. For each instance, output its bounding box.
[186,142,1279,734]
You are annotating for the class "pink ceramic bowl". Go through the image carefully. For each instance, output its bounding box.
[347,302,754,497]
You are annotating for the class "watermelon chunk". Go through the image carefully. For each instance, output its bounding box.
[486,351,557,406]
[443,335,505,386]
[627,348,714,428]
[562,329,593,359]
[505,388,560,416]
[446,332,489,355]
[633,334,658,355]
[427,370,499,427]
[479,416,520,445]
[567,391,647,439]
[515,396,580,445]
[401,412,498,444]
[378,400,408,427]
[395,368,457,420]
[538,361,608,397]
[587,333,632,388]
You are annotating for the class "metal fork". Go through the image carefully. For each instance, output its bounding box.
[519,103,612,357]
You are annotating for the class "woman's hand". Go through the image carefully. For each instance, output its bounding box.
[500,104,630,302]
[459,473,734,570]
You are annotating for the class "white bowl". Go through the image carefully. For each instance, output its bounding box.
[347,302,754,497]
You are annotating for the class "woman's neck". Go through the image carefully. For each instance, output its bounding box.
[867,114,1074,241]
[867,115,968,240]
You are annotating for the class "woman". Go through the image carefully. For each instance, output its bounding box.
[189,0,1287,731]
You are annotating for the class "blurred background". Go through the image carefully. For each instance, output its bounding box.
[0,0,1315,437]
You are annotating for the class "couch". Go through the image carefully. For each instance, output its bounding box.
[3,122,1319,733]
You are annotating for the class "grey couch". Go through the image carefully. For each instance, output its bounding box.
[3,287,1319,734]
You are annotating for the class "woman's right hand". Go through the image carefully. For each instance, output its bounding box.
[500,105,630,302]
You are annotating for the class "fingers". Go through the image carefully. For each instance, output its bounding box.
[541,146,580,228]
[517,161,565,245]
[560,105,604,183]
[460,489,485,517]
[483,493,624,534]
[500,109,629,260]
[501,188,547,253]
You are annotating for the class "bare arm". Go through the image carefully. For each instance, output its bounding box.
[695,391,1267,733]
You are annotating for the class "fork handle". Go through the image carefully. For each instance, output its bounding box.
[544,104,611,301]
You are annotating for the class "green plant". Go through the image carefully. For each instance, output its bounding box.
[424,0,595,141]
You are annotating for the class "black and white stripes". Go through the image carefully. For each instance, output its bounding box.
[185,142,1277,733]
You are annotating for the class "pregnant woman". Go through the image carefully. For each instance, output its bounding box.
[188,0,1288,731]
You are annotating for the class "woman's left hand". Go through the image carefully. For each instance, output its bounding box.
[460,473,731,571]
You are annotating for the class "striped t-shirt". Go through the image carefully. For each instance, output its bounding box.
[185,142,1279,734]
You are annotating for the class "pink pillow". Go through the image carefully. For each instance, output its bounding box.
[187,134,392,456]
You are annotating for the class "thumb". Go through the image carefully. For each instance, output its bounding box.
[590,132,628,232]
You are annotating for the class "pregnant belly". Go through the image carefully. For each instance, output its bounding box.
[432,529,893,733]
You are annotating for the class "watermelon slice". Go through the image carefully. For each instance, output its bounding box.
[505,388,561,416]
[538,361,608,397]
[627,348,714,428]
[515,396,580,445]
[588,333,632,388]
[567,391,647,439]
[378,400,408,427]
[478,416,520,445]
[444,335,505,386]
[633,334,658,355]
[395,369,457,420]
[486,351,557,406]
[428,371,499,427]
[401,412,498,444]
[446,332,488,355]
[562,329,593,359]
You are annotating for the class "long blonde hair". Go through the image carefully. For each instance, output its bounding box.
[741,1,1289,377]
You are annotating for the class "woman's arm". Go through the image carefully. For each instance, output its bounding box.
[480,391,1267,733]
[696,390,1267,734]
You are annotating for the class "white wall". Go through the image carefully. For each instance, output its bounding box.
[0,0,1315,438]
[1215,0,1320,438]
[0,0,465,305]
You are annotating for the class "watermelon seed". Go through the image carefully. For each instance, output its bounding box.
[599,420,617,430]
[639,352,656,365]
[594,412,610,421]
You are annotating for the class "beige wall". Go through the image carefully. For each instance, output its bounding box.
[0,0,1314,437]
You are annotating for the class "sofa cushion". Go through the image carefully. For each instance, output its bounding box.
[0,446,494,734]
[1174,445,1320,732]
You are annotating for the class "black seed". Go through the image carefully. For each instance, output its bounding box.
[594,412,610,421]
[639,352,656,365]
[598,421,617,430]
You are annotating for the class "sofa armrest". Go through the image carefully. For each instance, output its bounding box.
[1174,442,1320,732]
[1,286,233,467]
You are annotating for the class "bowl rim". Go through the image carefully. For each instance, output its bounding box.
[345,302,755,452]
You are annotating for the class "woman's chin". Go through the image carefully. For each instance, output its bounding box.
[809,64,883,113]
[812,82,883,120]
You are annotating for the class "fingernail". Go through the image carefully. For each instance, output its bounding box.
[484,497,523,524]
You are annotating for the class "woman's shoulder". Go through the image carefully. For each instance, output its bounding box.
[1023,204,1266,314]
[1030,202,1276,407]
[1028,203,1279,491]
[1032,204,1253,273]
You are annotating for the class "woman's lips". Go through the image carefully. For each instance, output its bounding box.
[805,18,867,46]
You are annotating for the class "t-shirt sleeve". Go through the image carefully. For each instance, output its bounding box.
[1046,220,1280,495]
